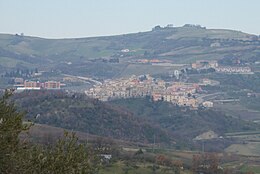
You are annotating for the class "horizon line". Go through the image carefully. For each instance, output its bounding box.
[0,25,258,40]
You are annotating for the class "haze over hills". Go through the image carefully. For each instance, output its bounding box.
[1,24,260,147]
[0,25,259,78]
[1,0,260,172]
[1,25,260,173]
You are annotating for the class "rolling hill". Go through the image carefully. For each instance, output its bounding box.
[10,90,260,149]
[12,90,170,144]
[0,25,259,78]
[109,98,259,141]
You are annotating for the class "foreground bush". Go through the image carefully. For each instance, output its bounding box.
[0,90,99,174]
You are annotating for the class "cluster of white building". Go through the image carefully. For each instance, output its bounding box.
[191,59,253,74]
[85,75,201,108]
[215,66,253,74]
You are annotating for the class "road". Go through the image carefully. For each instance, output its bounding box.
[62,74,102,86]
[197,92,225,103]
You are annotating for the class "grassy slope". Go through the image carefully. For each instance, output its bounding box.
[0,27,258,65]
[0,56,34,68]
[167,27,251,40]
[0,27,259,80]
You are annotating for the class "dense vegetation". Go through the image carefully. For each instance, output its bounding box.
[12,90,170,143]
[11,90,259,147]
[1,91,259,174]
[110,98,259,141]
[0,90,99,174]
[209,73,260,93]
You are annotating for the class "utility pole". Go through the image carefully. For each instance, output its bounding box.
[202,141,205,153]
[87,130,89,145]
[153,134,155,153]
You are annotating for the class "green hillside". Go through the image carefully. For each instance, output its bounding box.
[109,98,259,141]
[0,25,259,78]
[11,91,260,150]
[12,90,170,144]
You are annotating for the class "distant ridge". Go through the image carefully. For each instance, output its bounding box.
[0,25,259,78]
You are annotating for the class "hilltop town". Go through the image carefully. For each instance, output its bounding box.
[8,56,256,110]
[1,21,260,173]
[86,75,204,108]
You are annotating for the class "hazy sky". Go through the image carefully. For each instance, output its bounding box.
[0,0,259,38]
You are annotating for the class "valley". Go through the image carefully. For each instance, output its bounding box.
[1,25,260,173]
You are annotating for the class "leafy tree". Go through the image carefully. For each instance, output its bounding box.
[22,132,100,174]
[0,89,29,173]
[192,153,222,174]
[0,90,100,174]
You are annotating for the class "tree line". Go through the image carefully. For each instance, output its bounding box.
[0,90,257,174]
